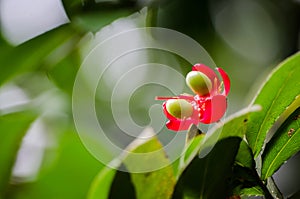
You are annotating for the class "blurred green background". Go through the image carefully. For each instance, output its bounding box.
[0,0,299,198]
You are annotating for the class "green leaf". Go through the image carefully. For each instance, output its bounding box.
[47,49,80,95]
[0,111,36,197]
[261,107,300,180]
[198,105,261,160]
[8,128,104,199]
[88,128,176,199]
[0,25,77,86]
[122,129,176,199]
[174,125,205,179]
[61,0,83,17]
[230,165,269,198]
[73,10,133,33]
[109,170,136,199]
[246,53,300,157]
[87,167,117,199]
[230,142,270,197]
[62,0,135,22]
[235,186,264,197]
[172,106,260,198]
[235,140,255,169]
[173,137,242,199]
[0,33,13,54]
[176,106,260,177]
[182,134,205,166]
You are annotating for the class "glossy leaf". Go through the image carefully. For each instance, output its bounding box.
[0,111,36,197]
[246,53,300,157]
[261,107,300,180]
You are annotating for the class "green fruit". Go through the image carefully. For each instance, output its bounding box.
[166,99,193,119]
[186,71,212,96]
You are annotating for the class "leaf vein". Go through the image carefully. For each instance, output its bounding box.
[264,128,300,179]
[253,70,294,155]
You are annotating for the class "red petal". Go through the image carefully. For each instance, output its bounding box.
[216,67,231,96]
[192,63,220,93]
[166,119,197,131]
[200,95,227,124]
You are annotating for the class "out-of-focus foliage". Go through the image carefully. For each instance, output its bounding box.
[0,1,141,199]
[0,111,37,198]
[7,129,104,199]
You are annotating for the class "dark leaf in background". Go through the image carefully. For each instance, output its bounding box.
[109,170,136,199]
[178,106,259,178]
[230,165,265,198]
[172,106,260,198]
[235,140,255,169]
[231,141,268,197]
[72,10,134,33]
[47,49,81,95]
[173,137,241,199]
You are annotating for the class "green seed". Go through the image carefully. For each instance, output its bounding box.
[186,71,212,96]
[166,99,193,119]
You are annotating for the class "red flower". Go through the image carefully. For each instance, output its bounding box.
[156,64,230,131]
